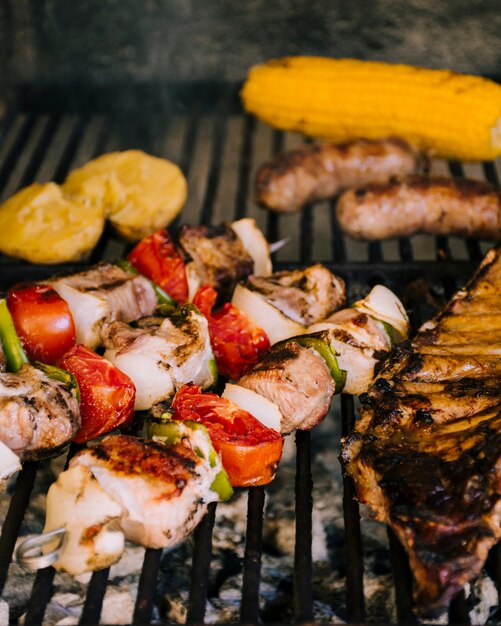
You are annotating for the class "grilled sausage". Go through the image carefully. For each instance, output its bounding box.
[255,138,425,213]
[336,175,501,241]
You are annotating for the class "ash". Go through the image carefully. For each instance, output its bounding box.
[1,401,498,625]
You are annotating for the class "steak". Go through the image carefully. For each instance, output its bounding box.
[341,247,501,613]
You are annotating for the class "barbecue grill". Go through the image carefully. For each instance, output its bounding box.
[0,85,499,625]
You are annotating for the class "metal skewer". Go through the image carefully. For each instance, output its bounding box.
[16,527,66,571]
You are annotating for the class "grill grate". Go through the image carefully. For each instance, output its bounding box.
[0,88,499,625]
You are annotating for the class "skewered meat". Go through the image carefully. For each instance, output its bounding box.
[255,138,425,213]
[0,364,80,461]
[238,340,336,435]
[102,305,215,410]
[336,175,501,241]
[247,264,346,326]
[178,224,254,297]
[341,247,501,612]
[43,432,222,575]
[49,263,157,349]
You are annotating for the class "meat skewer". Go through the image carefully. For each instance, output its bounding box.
[341,247,501,612]
[17,429,231,575]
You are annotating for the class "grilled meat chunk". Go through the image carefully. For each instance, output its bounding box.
[0,364,80,461]
[336,175,501,241]
[341,247,501,612]
[102,305,215,410]
[238,339,335,434]
[49,262,157,349]
[178,224,254,297]
[43,433,221,574]
[309,309,392,395]
[247,264,346,326]
[255,138,424,213]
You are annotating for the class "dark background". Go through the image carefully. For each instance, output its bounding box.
[1,0,500,97]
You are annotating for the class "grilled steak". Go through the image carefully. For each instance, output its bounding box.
[341,247,501,612]
[178,223,254,297]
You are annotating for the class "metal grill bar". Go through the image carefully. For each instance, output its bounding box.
[293,430,313,623]
[240,486,266,623]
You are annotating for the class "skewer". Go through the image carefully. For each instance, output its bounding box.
[16,527,66,570]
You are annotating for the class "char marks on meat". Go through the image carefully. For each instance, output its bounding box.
[341,247,501,612]
[0,364,80,461]
[247,264,346,325]
[178,224,254,297]
[239,340,335,434]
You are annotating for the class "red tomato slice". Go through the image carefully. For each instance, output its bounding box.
[171,384,283,487]
[193,285,270,380]
[57,345,136,444]
[7,283,76,364]
[127,229,188,304]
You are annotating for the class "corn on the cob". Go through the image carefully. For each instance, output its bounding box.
[241,57,501,161]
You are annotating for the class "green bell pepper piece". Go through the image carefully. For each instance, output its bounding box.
[0,298,29,372]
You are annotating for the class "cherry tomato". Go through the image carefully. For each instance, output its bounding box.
[127,229,188,304]
[7,283,76,364]
[57,345,136,444]
[193,285,270,380]
[171,384,283,487]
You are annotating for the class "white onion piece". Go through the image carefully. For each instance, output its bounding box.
[232,284,305,345]
[222,383,282,432]
[185,261,202,302]
[0,442,21,481]
[230,218,272,276]
[353,285,409,341]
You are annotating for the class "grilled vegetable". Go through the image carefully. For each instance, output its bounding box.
[0,182,105,264]
[49,263,157,349]
[221,383,283,432]
[0,298,29,372]
[115,258,177,307]
[241,57,501,161]
[63,150,188,241]
[229,218,272,275]
[193,285,270,380]
[170,384,284,487]
[231,284,305,344]
[57,345,135,444]
[0,441,21,482]
[7,284,76,364]
[126,229,188,304]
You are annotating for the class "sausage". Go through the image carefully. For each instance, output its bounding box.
[336,175,501,241]
[255,138,426,213]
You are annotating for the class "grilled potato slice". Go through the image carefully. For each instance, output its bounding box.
[0,182,105,264]
[63,150,188,241]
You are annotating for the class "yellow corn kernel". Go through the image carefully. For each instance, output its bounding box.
[241,57,501,162]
